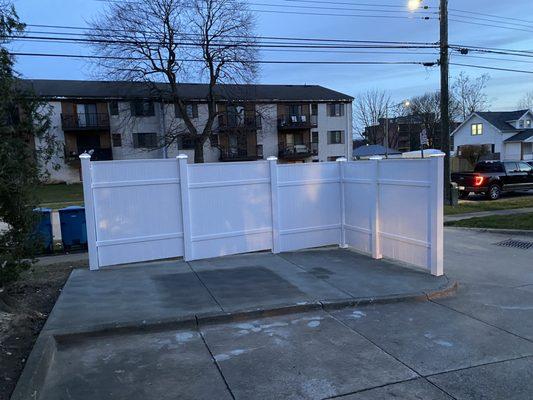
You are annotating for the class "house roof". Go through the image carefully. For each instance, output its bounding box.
[18,79,354,102]
[504,130,533,142]
[353,144,401,157]
[476,110,530,131]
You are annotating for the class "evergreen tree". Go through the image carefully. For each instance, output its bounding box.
[0,1,57,294]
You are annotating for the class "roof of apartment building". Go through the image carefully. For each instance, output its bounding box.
[476,110,530,132]
[20,79,354,103]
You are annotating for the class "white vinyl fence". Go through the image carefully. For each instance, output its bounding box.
[80,153,444,275]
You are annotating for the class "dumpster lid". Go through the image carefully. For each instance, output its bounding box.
[33,207,52,213]
[58,205,85,211]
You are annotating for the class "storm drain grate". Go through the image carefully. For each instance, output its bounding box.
[495,239,533,250]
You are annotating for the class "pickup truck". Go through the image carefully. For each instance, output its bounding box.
[451,160,533,200]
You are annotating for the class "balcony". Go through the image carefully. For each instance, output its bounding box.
[278,143,312,160]
[61,113,110,131]
[219,145,263,162]
[64,147,113,163]
[278,114,316,130]
[218,113,262,132]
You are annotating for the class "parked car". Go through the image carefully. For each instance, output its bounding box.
[527,161,533,169]
[452,160,533,200]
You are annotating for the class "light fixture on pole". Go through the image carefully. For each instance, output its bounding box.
[407,0,422,11]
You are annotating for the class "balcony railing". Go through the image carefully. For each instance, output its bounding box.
[278,143,312,160]
[64,147,113,163]
[61,113,110,131]
[218,113,262,131]
[278,114,316,130]
[219,145,263,162]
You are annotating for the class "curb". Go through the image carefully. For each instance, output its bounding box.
[48,279,459,340]
[444,226,533,237]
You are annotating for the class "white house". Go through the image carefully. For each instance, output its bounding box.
[451,109,533,162]
[24,80,354,183]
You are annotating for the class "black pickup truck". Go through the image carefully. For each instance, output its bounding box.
[452,160,533,200]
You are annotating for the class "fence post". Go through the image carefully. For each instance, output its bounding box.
[369,156,383,259]
[79,153,99,270]
[268,156,280,254]
[429,154,444,276]
[336,157,347,248]
[177,154,193,261]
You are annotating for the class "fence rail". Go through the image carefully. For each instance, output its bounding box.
[80,153,444,275]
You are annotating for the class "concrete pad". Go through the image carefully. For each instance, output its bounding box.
[280,249,448,298]
[189,252,349,305]
[44,260,222,333]
[331,301,533,376]
[200,311,418,399]
[338,378,452,399]
[428,357,533,400]
[433,283,533,340]
[38,329,231,400]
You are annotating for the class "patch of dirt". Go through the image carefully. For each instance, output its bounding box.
[0,260,87,400]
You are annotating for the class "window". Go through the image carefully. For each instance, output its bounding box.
[526,119,532,128]
[210,134,219,147]
[311,131,319,155]
[178,136,195,150]
[130,101,155,117]
[112,133,122,147]
[288,104,302,117]
[504,162,519,173]
[109,101,119,116]
[519,120,524,128]
[518,162,532,172]
[327,103,345,117]
[328,130,344,144]
[175,103,198,119]
[311,104,318,116]
[133,132,157,148]
[471,123,483,135]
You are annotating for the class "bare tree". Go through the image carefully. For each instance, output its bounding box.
[353,89,391,144]
[88,0,258,162]
[451,72,490,121]
[517,91,533,110]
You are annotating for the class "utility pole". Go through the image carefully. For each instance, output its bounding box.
[439,0,451,204]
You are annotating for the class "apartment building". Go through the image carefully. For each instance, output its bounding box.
[24,80,353,183]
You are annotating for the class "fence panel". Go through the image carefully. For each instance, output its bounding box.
[90,159,184,267]
[80,154,444,275]
[343,160,376,255]
[276,162,342,252]
[187,161,273,260]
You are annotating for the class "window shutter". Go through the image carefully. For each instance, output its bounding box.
[133,133,139,148]
[130,101,136,116]
[192,104,198,118]
[175,103,182,118]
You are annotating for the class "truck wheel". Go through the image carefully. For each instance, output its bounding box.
[486,184,501,200]
[459,191,470,199]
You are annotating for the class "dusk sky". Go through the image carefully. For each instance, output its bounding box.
[10,0,533,110]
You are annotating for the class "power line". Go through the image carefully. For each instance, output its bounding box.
[449,13,533,30]
[449,18,533,34]
[10,34,439,50]
[8,51,438,66]
[449,8,533,25]
[24,24,439,46]
[450,63,533,74]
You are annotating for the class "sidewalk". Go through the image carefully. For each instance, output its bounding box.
[444,207,533,223]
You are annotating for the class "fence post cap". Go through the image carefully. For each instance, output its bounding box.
[428,152,446,158]
[177,154,188,159]
[369,156,383,160]
[336,157,347,162]
[79,152,91,160]
[267,156,278,161]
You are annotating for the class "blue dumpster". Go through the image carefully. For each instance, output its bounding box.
[58,206,87,250]
[33,208,53,253]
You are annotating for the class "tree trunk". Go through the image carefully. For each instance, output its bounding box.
[194,138,205,163]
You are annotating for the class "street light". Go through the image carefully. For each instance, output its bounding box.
[407,0,422,11]
[384,100,411,159]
